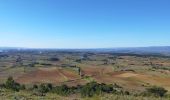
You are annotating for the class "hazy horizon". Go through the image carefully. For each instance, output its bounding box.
[0,0,170,48]
[1,46,170,49]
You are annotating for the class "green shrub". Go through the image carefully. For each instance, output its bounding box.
[20,84,26,90]
[147,86,167,97]
[33,84,38,89]
[47,83,53,90]
[5,76,21,91]
[80,82,118,97]
[38,84,49,93]
[52,84,72,96]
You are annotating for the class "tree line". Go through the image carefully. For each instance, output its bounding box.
[0,76,168,97]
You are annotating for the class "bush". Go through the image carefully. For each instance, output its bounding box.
[80,82,117,97]
[38,84,49,93]
[101,83,115,93]
[47,83,53,90]
[52,84,72,96]
[147,86,167,97]
[5,76,21,91]
[33,84,38,89]
[20,84,26,90]
[53,85,73,96]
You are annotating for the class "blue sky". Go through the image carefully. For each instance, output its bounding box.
[0,0,170,48]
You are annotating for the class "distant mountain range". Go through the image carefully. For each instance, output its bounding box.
[110,46,170,56]
[0,46,170,55]
[110,46,170,53]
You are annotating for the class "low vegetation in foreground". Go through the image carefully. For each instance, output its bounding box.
[0,77,170,100]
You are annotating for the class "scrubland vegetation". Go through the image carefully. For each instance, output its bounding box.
[0,50,170,99]
[0,76,169,100]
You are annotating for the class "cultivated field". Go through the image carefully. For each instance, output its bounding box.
[0,50,170,99]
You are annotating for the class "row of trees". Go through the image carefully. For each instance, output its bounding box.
[0,77,168,97]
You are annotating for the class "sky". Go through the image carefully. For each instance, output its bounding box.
[0,0,170,48]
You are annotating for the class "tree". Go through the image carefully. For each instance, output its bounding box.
[5,76,21,91]
[81,82,101,97]
[80,82,120,97]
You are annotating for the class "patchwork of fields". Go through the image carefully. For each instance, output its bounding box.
[0,50,170,94]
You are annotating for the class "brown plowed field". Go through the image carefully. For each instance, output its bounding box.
[16,67,80,85]
[14,67,170,91]
[93,71,170,91]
